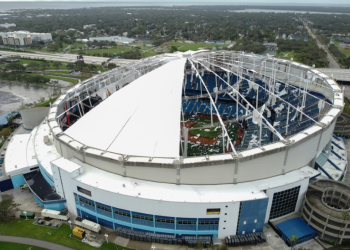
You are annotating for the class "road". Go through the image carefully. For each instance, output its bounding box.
[303,21,340,69]
[0,50,136,66]
[0,235,74,250]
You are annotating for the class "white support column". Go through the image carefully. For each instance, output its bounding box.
[286,104,290,136]
[256,85,259,109]
[259,117,262,146]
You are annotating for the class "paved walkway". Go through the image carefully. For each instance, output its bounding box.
[0,236,74,250]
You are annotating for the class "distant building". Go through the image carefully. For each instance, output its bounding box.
[83,24,96,29]
[282,33,287,40]
[76,39,89,43]
[1,31,52,47]
[0,23,16,28]
[122,32,128,37]
[345,45,350,50]
[263,42,278,50]
[288,34,309,42]
[89,36,135,44]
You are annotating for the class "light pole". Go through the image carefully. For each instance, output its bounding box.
[68,220,72,229]
[23,211,27,220]
[105,233,109,243]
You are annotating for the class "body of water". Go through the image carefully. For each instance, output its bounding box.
[0,84,55,115]
[1,2,348,13]
[230,9,350,15]
[0,1,240,11]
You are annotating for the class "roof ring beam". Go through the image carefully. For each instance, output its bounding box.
[213,55,334,106]
[192,58,287,143]
[206,59,322,126]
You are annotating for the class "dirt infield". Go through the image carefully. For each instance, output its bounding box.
[181,121,219,145]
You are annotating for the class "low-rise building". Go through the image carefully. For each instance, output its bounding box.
[263,42,278,50]
[1,31,52,46]
[89,36,135,44]
[0,23,16,28]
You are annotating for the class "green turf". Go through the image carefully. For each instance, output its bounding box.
[41,74,78,84]
[75,46,133,56]
[190,124,222,138]
[0,219,132,250]
[36,97,59,107]
[44,70,72,75]
[333,40,350,57]
[0,242,48,250]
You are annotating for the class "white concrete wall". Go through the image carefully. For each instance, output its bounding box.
[20,107,50,130]
[57,170,240,238]
[56,120,334,185]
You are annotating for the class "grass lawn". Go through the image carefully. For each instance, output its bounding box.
[36,96,59,107]
[190,124,222,138]
[333,40,350,57]
[0,219,129,250]
[73,46,133,56]
[276,51,298,61]
[0,242,47,250]
[43,75,78,84]
[45,70,73,75]
[172,42,227,52]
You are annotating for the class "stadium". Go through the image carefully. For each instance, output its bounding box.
[4,51,345,242]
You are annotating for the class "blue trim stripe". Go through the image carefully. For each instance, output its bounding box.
[331,150,346,161]
[327,159,341,171]
[332,141,344,150]
[316,162,334,180]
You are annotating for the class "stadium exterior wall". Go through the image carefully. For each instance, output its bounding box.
[52,117,336,185]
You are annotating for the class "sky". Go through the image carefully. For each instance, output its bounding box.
[0,0,349,3]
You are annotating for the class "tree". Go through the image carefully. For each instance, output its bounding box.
[289,235,298,249]
[40,62,49,71]
[87,64,96,71]
[66,62,75,69]
[27,62,39,70]
[52,61,62,69]
[0,197,19,221]
[195,240,203,250]
[5,63,25,72]
[336,211,349,244]
[170,45,178,53]
[108,63,117,69]
[5,111,17,127]
[81,67,90,77]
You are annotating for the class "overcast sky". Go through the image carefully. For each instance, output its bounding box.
[0,0,349,4]
[0,0,348,6]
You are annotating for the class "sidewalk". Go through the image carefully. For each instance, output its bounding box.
[0,235,74,250]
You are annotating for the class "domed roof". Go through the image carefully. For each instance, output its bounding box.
[65,58,187,158]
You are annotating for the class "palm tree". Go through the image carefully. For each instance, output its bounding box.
[336,211,349,244]
[289,235,298,250]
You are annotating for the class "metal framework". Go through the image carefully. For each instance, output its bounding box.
[52,51,338,158]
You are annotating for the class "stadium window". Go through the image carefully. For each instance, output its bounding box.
[198,220,219,225]
[155,218,174,224]
[270,186,301,220]
[97,204,111,212]
[206,208,220,215]
[177,220,196,225]
[113,209,131,217]
[132,214,153,221]
[79,197,94,207]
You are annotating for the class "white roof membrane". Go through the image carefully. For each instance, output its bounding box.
[65,58,186,158]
